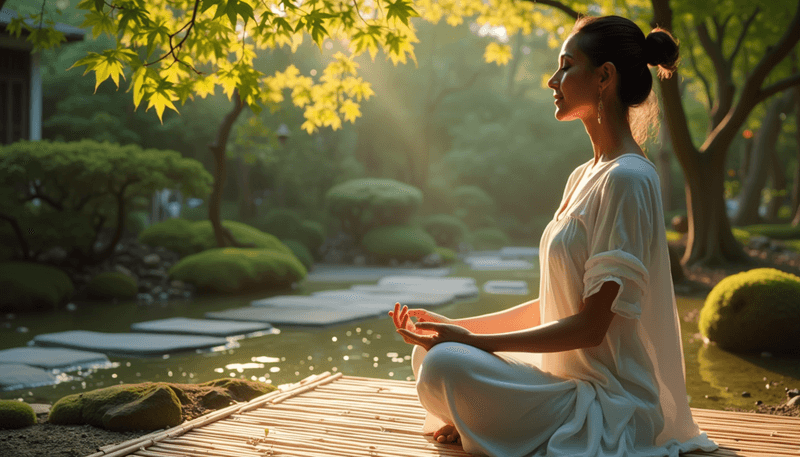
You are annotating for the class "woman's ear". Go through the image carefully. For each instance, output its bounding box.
[598,62,617,92]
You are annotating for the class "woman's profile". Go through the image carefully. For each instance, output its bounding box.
[389,15,720,457]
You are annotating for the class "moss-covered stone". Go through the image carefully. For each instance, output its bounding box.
[0,400,36,429]
[169,248,307,293]
[0,262,74,312]
[49,383,183,431]
[699,268,800,354]
[86,271,138,300]
[361,226,437,261]
[48,379,277,431]
[281,239,314,270]
[469,228,511,251]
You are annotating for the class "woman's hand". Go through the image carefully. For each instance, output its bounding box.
[388,303,452,337]
[396,320,475,352]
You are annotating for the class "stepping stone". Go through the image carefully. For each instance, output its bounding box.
[0,364,58,391]
[131,318,274,338]
[464,256,534,271]
[499,247,539,257]
[306,265,451,283]
[483,280,531,295]
[32,331,232,357]
[251,296,389,312]
[313,289,454,307]
[206,306,385,327]
[0,347,110,372]
[376,276,479,298]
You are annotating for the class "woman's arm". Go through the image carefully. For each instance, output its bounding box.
[453,299,540,334]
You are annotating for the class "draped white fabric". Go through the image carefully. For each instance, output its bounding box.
[412,154,718,456]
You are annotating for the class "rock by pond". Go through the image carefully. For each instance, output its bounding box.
[0,400,36,429]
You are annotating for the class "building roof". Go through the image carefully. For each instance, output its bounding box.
[0,8,86,43]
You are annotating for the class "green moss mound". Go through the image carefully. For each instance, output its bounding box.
[0,262,74,312]
[699,268,800,354]
[470,228,511,251]
[48,379,277,431]
[741,224,800,240]
[49,383,182,431]
[434,246,457,264]
[422,214,469,249]
[0,400,36,429]
[361,226,437,261]
[138,218,204,256]
[86,271,138,300]
[281,239,314,270]
[192,220,293,255]
[169,248,307,293]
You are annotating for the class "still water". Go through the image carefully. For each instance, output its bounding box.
[1,262,798,412]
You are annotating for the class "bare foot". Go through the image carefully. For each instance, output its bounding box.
[434,424,461,445]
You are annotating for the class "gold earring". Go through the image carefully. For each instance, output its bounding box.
[597,97,603,124]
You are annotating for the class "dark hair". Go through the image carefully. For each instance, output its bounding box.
[572,15,679,144]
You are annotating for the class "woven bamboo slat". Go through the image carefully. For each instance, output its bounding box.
[87,373,800,457]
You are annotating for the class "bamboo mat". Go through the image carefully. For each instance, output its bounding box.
[88,372,800,457]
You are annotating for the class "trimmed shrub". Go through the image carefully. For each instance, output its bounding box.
[435,246,457,264]
[0,400,36,429]
[0,262,74,312]
[138,218,205,256]
[49,383,183,431]
[252,208,304,240]
[699,268,800,354]
[470,228,511,251]
[325,179,423,241]
[281,239,314,270]
[192,221,293,255]
[361,226,437,261]
[169,248,306,293]
[86,271,138,300]
[422,214,469,250]
[298,220,326,258]
[453,185,495,229]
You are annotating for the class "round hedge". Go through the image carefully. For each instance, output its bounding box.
[253,208,304,240]
[361,226,437,261]
[86,271,138,300]
[192,220,293,255]
[699,268,800,354]
[281,239,314,270]
[422,214,469,250]
[0,400,36,429]
[470,228,511,251]
[298,220,326,258]
[169,248,307,293]
[138,218,204,256]
[0,262,74,312]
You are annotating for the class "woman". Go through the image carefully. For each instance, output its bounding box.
[389,15,719,457]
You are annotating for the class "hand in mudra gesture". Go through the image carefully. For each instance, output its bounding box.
[389,303,474,351]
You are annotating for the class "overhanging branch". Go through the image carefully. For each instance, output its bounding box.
[523,0,581,20]
[728,8,760,65]
[758,73,800,104]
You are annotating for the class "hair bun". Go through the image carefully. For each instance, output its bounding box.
[645,28,679,79]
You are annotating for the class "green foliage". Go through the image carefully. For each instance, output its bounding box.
[140,219,293,256]
[699,268,800,354]
[325,179,423,241]
[169,248,306,293]
[470,227,511,251]
[434,246,457,264]
[0,140,211,265]
[86,272,138,300]
[421,214,469,249]
[281,239,314,270]
[192,221,294,255]
[739,224,800,240]
[49,383,183,431]
[731,227,752,245]
[252,208,304,240]
[361,225,437,261]
[298,220,326,259]
[664,230,683,242]
[0,400,36,429]
[0,262,74,312]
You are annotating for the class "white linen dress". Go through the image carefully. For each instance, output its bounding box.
[411,154,719,456]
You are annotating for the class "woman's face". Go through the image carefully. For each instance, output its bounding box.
[547,34,600,122]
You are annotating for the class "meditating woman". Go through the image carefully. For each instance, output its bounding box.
[389,15,719,457]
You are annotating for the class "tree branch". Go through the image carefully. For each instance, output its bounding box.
[427,69,483,114]
[523,0,581,20]
[757,73,800,104]
[0,212,30,259]
[681,23,714,111]
[696,21,727,81]
[728,8,760,65]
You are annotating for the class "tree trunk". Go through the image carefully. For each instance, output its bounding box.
[766,141,787,221]
[739,137,753,179]
[208,91,253,248]
[792,87,800,224]
[733,89,795,226]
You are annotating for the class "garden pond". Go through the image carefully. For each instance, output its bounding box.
[1,261,798,413]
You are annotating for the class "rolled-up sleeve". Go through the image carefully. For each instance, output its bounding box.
[582,169,653,320]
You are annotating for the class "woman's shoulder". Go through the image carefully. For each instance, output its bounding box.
[606,154,658,187]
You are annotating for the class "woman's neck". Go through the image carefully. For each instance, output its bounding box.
[582,102,641,165]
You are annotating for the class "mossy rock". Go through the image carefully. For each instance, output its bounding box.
[422,214,469,250]
[361,226,437,261]
[281,239,314,270]
[86,271,138,300]
[0,262,74,312]
[0,400,36,429]
[469,228,511,251]
[169,248,307,293]
[699,268,800,354]
[49,383,183,431]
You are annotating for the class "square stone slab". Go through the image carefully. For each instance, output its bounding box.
[464,256,535,271]
[483,280,531,295]
[206,306,385,327]
[0,347,110,372]
[0,364,58,391]
[376,276,479,298]
[312,289,454,307]
[251,295,389,312]
[131,317,274,338]
[306,265,451,283]
[32,331,232,357]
